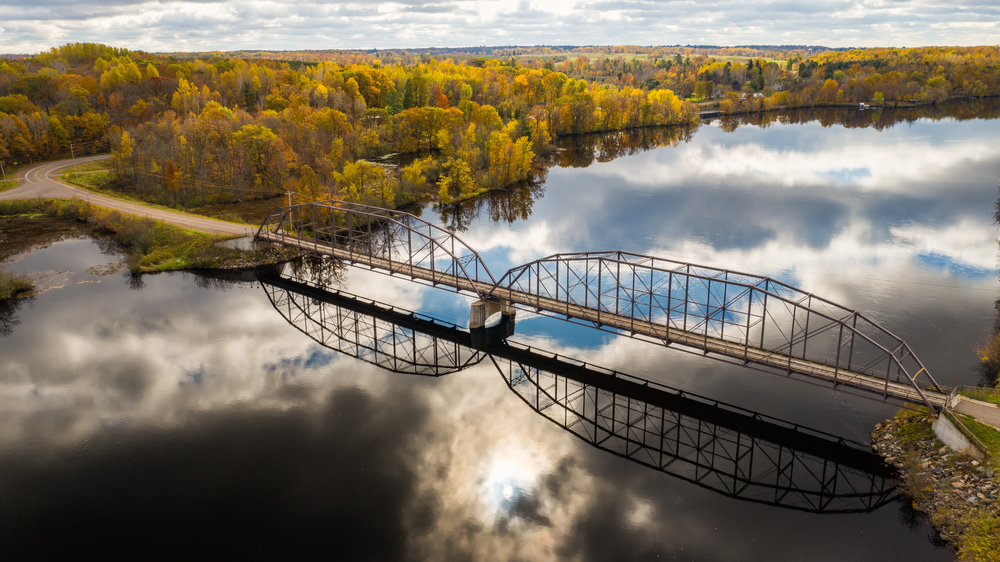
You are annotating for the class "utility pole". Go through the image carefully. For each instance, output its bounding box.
[0,161,5,181]
[71,143,78,178]
[286,190,294,207]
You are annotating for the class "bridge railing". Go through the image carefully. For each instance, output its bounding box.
[256,201,497,299]
[489,251,941,405]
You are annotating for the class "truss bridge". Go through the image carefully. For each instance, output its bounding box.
[256,201,946,411]
[260,272,900,514]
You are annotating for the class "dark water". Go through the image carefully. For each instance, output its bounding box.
[3,104,998,559]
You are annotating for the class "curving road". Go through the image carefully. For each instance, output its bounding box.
[1,156,253,236]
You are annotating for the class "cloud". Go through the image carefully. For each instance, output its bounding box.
[0,0,998,52]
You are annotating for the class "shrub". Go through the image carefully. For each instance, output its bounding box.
[0,268,33,300]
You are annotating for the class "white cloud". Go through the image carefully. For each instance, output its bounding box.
[1,0,998,52]
[587,124,1000,193]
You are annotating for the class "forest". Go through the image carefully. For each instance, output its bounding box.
[0,43,998,214]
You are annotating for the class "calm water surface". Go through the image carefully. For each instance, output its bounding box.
[2,105,998,559]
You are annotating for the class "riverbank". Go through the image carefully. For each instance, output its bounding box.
[0,200,299,277]
[708,93,1000,118]
[872,410,1000,561]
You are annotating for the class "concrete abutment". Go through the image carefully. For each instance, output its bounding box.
[470,298,516,329]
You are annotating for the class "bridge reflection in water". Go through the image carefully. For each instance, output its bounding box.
[260,271,899,514]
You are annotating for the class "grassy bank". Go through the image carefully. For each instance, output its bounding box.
[63,172,113,192]
[0,199,293,274]
[961,388,1000,408]
[959,414,1000,463]
[0,180,18,193]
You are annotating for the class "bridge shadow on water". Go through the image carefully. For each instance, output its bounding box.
[258,268,900,515]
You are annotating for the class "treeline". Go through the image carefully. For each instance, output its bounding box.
[2,43,698,209]
[1,42,999,213]
[545,46,1000,108]
[714,46,1000,115]
[175,45,813,67]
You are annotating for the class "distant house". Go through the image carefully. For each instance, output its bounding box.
[712,88,724,99]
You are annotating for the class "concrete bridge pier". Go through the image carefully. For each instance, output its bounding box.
[470,298,516,329]
[470,299,516,348]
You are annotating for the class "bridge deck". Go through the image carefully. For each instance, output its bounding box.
[258,231,946,408]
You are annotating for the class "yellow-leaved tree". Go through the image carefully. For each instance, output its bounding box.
[336,161,395,207]
[438,157,476,202]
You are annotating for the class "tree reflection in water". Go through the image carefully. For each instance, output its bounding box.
[432,99,1000,233]
[0,296,31,338]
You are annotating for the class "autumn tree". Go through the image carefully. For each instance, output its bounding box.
[438,157,476,202]
[336,161,394,206]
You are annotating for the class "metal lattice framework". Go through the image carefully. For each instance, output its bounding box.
[262,276,485,376]
[489,251,943,409]
[498,357,898,513]
[256,201,497,299]
[261,273,899,514]
[256,205,944,410]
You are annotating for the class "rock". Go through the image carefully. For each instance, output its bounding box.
[968,496,980,504]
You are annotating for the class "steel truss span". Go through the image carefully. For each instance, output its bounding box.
[256,203,943,410]
[490,251,943,409]
[261,273,899,514]
[256,200,497,299]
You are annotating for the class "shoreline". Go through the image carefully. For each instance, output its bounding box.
[701,93,1000,118]
[872,411,999,560]
[0,210,301,292]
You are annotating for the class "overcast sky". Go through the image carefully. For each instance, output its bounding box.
[1,0,997,54]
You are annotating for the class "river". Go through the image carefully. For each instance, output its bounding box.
[2,102,998,559]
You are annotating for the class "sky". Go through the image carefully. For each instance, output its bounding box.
[0,0,998,54]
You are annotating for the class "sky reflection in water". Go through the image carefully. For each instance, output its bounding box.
[2,106,994,559]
